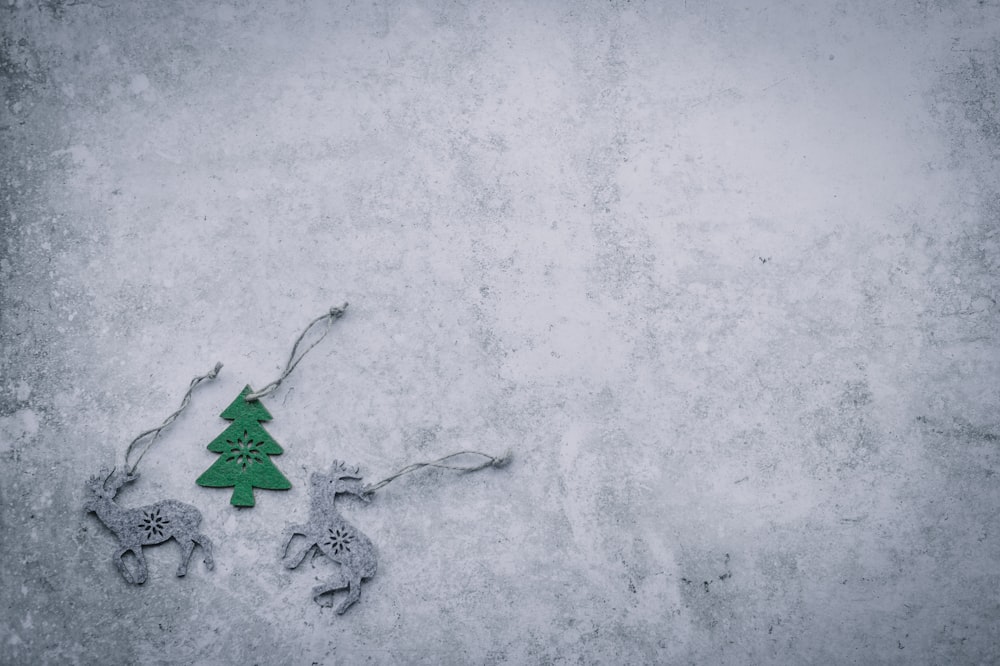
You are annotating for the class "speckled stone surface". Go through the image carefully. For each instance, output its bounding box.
[1,1,998,663]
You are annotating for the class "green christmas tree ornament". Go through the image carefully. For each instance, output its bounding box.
[196,385,292,507]
[195,305,350,507]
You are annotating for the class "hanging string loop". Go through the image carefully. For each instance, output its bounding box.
[124,362,224,474]
[245,304,349,403]
[362,449,512,495]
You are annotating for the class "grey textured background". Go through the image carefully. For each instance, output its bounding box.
[2,1,999,663]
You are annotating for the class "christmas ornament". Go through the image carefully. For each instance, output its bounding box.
[281,461,376,614]
[196,305,347,507]
[282,450,510,614]
[84,363,222,584]
[195,385,291,507]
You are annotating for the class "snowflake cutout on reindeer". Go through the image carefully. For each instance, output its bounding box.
[140,508,171,540]
[322,527,354,555]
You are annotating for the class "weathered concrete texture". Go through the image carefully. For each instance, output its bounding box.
[1,1,998,663]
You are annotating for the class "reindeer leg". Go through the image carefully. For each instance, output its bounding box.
[312,569,349,608]
[284,541,316,570]
[281,525,313,569]
[176,537,195,577]
[113,546,136,584]
[280,524,307,553]
[132,548,148,585]
[336,573,363,615]
[193,533,214,571]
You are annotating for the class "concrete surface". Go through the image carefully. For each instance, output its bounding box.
[2,1,998,663]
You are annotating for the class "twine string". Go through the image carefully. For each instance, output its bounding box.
[245,303,349,402]
[363,449,512,494]
[124,362,224,474]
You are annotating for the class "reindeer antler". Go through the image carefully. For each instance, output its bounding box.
[104,467,139,495]
[330,460,361,479]
[85,469,111,490]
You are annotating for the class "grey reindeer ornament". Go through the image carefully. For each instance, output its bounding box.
[84,363,221,584]
[281,461,377,614]
[282,450,509,615]
[85,468,215,584]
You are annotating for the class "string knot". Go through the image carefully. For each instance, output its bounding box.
[208,362,223,379]
[330,303,349,318]
[491,450,512,468]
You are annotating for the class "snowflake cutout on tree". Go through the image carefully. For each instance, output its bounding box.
[224,432,266,471]
[140,508,171,540]
[322,527,354,555]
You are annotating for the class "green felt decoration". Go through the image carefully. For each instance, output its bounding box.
[196,385,292,507]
